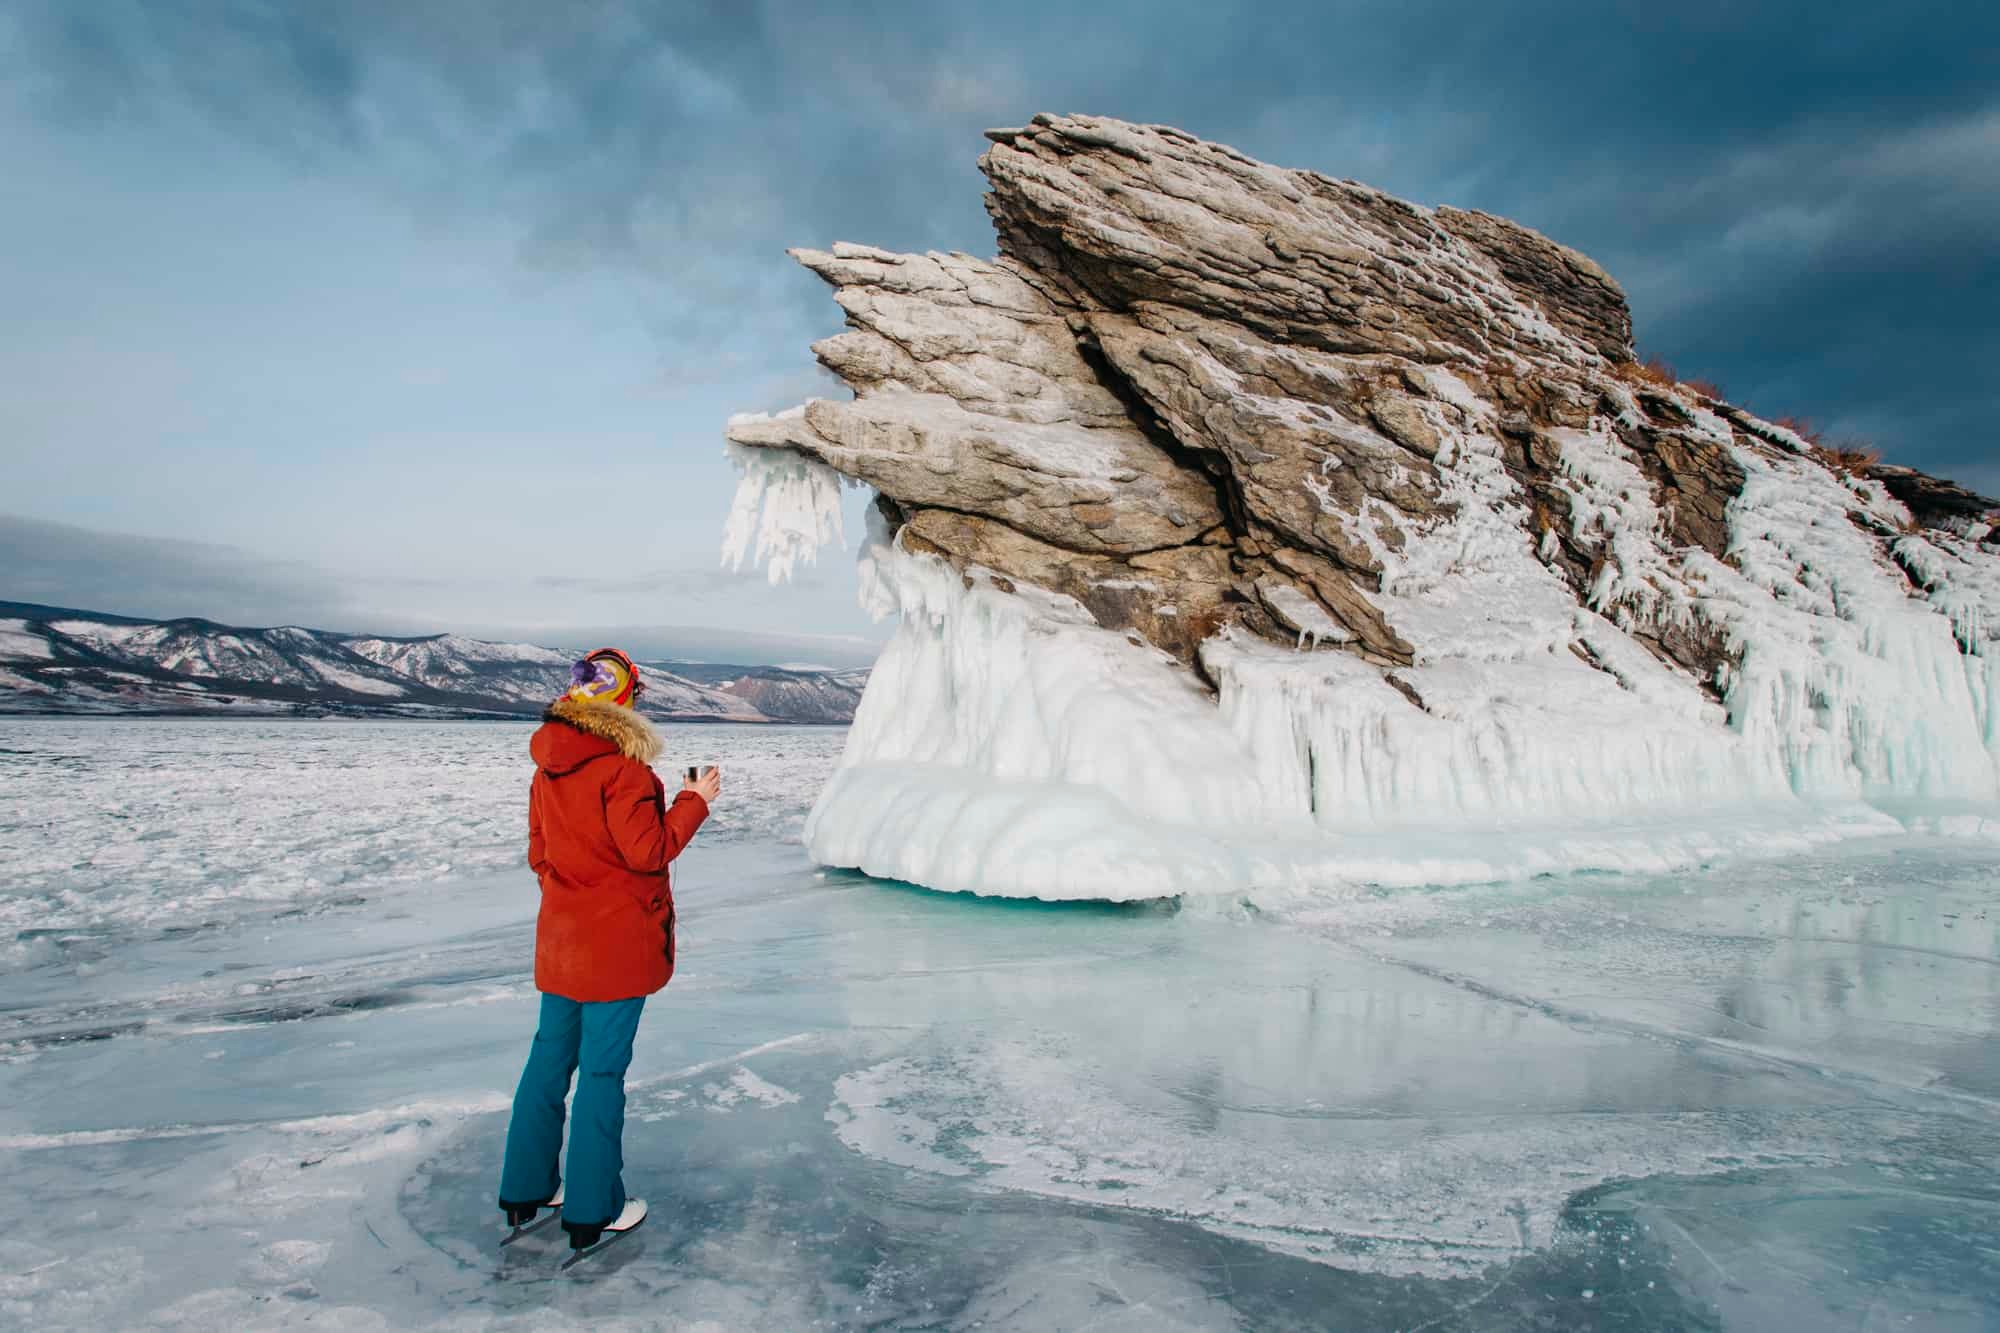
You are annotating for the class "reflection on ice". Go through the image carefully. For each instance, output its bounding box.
[816,851,1996,1278]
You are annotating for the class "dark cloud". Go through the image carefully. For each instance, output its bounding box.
[0,512,368,628]
[5,0,1993,485]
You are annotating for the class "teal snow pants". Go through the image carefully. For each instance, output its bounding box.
[497,992,646,1227]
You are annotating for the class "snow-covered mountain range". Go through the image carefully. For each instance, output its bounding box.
[0,601,867,723]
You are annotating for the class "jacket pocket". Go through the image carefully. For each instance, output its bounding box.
[662,901,676,972]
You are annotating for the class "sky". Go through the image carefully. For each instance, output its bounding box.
[2,1,1994,663]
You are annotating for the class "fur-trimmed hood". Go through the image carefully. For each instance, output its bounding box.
[537,696,663,768]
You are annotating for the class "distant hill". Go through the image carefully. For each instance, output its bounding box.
[0,600,867,723]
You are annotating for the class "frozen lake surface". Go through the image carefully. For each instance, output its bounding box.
[2,720,1996,1329]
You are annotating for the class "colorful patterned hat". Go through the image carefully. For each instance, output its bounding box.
[565,648,642,708]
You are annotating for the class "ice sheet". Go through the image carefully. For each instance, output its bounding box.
[1,722,1994,1327]
[0,720,846,971]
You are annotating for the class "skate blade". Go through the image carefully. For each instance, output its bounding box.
[559,1213,646,1271]
[499,1210,559,1248]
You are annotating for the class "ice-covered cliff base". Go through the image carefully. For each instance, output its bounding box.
[724,398,2000,901]
[780,506,1981,901]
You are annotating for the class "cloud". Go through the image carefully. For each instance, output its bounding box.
[0,512,370,628]
[0,511,885,665]
[465,621,883,670]
[2,0,1993,574]
[1555,102,2000,482]
[526,563,834,600]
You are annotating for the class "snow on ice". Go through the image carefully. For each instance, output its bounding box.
[0,720,848,966]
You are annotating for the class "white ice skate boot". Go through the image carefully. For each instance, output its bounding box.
[605,1197,646,1233]
[560,1197,647,1267]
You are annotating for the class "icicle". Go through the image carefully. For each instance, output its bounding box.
[719,441,846,585]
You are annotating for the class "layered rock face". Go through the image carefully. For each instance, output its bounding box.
[725,114,2000,899]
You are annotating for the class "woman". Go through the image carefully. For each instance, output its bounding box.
[496,647,722,1251]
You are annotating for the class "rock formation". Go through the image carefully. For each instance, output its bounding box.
[722,113,2000,899]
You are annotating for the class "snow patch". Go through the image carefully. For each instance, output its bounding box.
[1259,581,1352,649]
[0,620,53,660]
[301,658,406,697]
[708,1067,802,1109]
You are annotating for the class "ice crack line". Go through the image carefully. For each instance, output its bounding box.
[0,1094,512,1152]
[0,1034,821,1152]
[626,1032,818,1092]
[1331,938,2000,1119]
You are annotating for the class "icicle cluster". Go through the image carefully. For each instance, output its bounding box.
[719,424,846,585]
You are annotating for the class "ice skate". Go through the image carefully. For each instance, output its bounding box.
[498,1183,563,1247]
[560,1197,646,1269]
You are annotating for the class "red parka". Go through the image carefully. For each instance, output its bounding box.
[527,697,708,1002]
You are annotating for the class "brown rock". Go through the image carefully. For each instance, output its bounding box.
[899,507,1238,664]
[730,113,1988,711]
